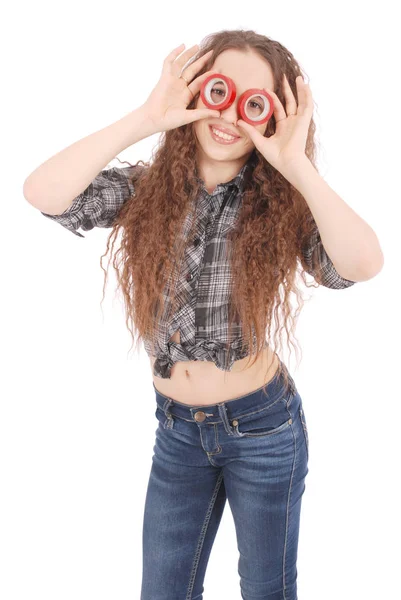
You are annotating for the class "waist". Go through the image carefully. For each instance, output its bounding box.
[150,345,281,406]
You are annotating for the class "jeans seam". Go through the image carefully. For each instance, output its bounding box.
[282,412,297,599]
[186,470,225,599]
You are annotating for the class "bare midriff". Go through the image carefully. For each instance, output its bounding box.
[150,328,281,406]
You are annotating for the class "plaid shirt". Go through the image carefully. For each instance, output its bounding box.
[41,154,356,378]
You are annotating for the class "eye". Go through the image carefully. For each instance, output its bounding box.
[245,94,266,117]
[211,86,226,98]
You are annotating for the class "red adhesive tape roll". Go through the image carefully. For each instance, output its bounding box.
[237,88,274,126]
[200,73,236,112]
[200,73,274,126]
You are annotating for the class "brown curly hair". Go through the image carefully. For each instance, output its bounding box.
[100,29,321,397]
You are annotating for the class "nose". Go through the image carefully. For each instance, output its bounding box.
[219,99,240,127]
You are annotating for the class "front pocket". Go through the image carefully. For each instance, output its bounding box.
[231,402,292,438]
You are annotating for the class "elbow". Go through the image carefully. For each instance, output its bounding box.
[360,243,385,280]
[344,254,384,282]
[359,236,385,281]
[363,252,384,280]
[23,178,47,211]
[23,179,73,215]
[333,243,385,282]
[23,178,37,206]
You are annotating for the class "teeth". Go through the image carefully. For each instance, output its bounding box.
[211,127,236,141]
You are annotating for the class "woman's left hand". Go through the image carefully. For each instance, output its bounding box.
[236,74,314,177]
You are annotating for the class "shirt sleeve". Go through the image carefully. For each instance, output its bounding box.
[40,164,143,238]
[301,223,357,289]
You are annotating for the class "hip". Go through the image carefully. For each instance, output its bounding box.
[152,362,309,467]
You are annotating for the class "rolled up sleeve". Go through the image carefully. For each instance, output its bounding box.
[301,224,357,289]
[40,165,142,238]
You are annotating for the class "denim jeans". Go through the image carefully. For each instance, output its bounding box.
[141,365,309,600]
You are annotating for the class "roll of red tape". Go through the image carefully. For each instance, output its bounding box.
[200,73,274,126]
[200,73,236,112]
[238,88,274,126]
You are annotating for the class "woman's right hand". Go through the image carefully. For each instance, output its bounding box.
[141,43,221,133]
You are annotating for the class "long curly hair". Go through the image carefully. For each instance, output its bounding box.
[100,29,321,396]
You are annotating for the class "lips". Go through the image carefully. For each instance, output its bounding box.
[209,124,240,139]
[209,126,240,145]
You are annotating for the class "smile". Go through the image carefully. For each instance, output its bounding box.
[209,125,241,145]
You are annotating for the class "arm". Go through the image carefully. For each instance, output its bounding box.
[287,158,384,283]
[38,164,146,238]
[300,220,357,289]
[23,104,157,215]
[236,76,384,283]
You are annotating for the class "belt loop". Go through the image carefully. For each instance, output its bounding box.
[283,364,297,404]
[162,397,174,415]
[162,398,175,428]
[289,372,296,396]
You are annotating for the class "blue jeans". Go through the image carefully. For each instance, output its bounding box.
[141,365,309,600]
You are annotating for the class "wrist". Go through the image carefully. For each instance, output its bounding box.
[280,157,317,190]
[121,105,159,145]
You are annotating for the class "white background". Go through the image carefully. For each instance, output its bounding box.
[2,0,400,598]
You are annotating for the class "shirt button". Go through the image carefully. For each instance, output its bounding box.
[186,272,193,282]
[193,237,200,247]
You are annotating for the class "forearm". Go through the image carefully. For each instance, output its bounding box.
[285,159,384,281]
[23,104,157,214]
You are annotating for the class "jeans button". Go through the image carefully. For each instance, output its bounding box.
[194,411,206,422]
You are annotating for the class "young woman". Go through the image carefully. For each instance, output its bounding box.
[24,29,383,600]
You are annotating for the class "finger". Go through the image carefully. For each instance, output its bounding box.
[295,76,313,118]
[282,74,297,115]
[172,44,201,75]
[236,119,259,142]
[180,49,214,83]
[187,69,217,98]
[263,87,286,122]
[181,108,221,125]
[163,43,186,70]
